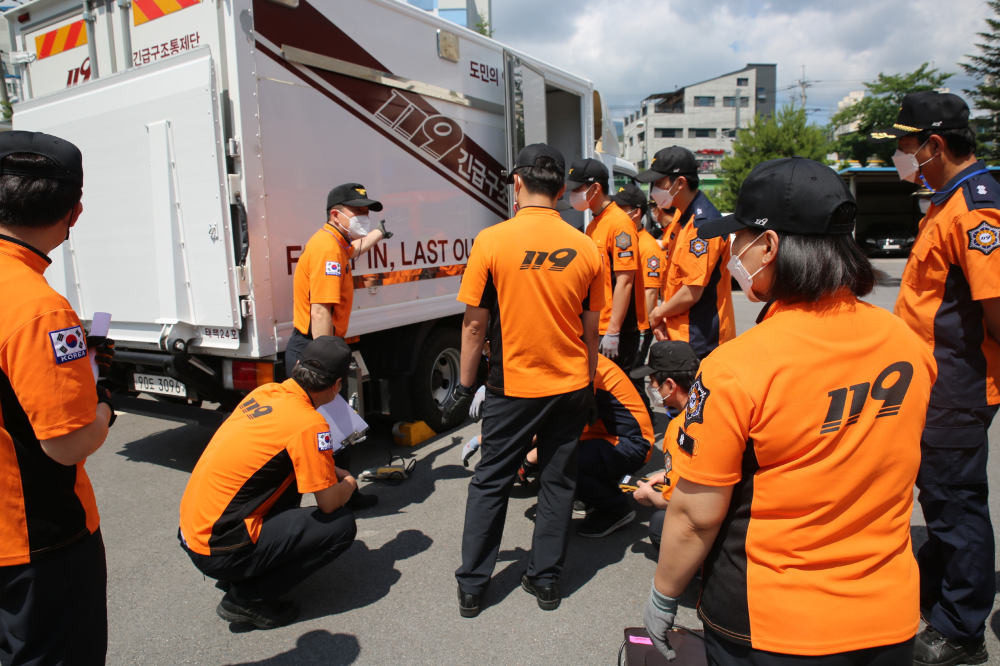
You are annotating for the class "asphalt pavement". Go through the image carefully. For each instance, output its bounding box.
[89,258,1000,665]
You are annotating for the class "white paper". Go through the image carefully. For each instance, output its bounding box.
[316,394,369,453]
[89,312,112,382]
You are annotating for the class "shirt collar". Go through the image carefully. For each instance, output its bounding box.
[0,234,51,274]
[593,201,620,223]
[283,378,316,407]
[930,159,989,206]
[323,222,352,248]
[759,288,857,323]
[677,190,706,227]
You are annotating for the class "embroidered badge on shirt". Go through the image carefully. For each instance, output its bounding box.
[326,261,342,276]
[978,185,988,195]
[968,221,1000,256]
[317,431,333,451]
[677,427,697,455]
[689,238,708,257]
[615,231,633,250]
[49,326,87,365]
[684,374,710,429]
[647,256,660,271]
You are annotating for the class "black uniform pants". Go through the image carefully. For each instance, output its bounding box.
[916,403,999,641]
[576,437,648,514]
[456,386,589,594]
[0,529,107,666]
[612,327,641,375]
[284,327,311,373]
[183,493,356,603]
[705,628,914,666]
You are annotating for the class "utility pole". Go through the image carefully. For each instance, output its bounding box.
[734,86,742,138]
[797,65,814,110]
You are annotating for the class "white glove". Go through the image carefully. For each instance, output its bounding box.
[461,435,481,468]
[600,332,620,359]
[642,584,678,661]
[469,385,486,422]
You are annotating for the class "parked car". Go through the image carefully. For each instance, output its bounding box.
[860,224,916,257]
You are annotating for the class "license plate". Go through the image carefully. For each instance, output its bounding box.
[133,373,187,397]
[884,244,900,249]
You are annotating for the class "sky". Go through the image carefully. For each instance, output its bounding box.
[489,0,990,126]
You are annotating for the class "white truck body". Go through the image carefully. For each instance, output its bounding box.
[5,0,635,425]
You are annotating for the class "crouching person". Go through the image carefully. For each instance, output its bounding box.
[178,336,358,629]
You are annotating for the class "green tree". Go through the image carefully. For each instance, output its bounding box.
[962,1,1000,162]
[717,104,829,211]
[828,64,952,167]
[474,13,494,38]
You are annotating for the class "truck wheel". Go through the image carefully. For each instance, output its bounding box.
[412,328,464,432]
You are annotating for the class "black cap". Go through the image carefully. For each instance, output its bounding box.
[326,183,383,212]
[868,91,970,143]
[506,143,565,184]
[635,146,698,184]
[0,131,83,185]
[630,341,699,379]
[697,157,855,239]
[565,157,609,190]
[299,336,353,381]
[612,183,647,212]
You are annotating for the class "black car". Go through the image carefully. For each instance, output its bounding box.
[859,223,916,257]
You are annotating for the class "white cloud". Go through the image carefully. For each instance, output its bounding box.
[491,0,988,123]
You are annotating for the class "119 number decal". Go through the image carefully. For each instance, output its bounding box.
[520,248,578,272]
[820,361,913,434]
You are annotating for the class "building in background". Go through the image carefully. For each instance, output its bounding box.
[407,0,491,32]
[622,63,776,172]
[833,91,865,140]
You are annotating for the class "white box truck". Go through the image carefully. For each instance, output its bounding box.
[5,0,636,430]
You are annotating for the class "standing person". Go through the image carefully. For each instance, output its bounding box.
[650,198,680,258]
[179,337,358,630]
[567,158,648,370]
[0,132,116,665]
[612,184,665,409]
[868,91,1000,666]
[443,144,604,617]
[642,157,936,665]
[629,341,699,551]
[287,182,391,511]
[640,147,734,358]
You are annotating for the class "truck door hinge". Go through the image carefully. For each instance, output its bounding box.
[240,299,254,317]
[227,138,240,158]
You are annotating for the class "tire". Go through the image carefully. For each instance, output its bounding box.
[412,327,464,432]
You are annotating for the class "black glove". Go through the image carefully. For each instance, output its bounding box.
[376,219,393,240]
[585,382,597,427]
[441,383,474,422]
[96,383,117,428]
[86,336,115,378]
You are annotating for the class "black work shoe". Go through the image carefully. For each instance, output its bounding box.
[345,490,378,510]
[216,592,299,630]
[914,625,988,666]
[457,586,482,618]
[572,500,589,517]
[521,573,560,611]
[577,508,635,538]
[516,460,538,485]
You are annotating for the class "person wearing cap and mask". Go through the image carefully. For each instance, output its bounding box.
[0,131,117,665]
[629,341,700,551]
[567,158,648,371]
[869,91,1000,666]
[640,147,734,360]
[612,183,665,409]
[442,144,604,618]
[287,183,391,511]
[179,336,359,630]
[641,157,935,665]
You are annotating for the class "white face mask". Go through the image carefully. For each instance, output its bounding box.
[650,181,679,209]
[646,383,666,408]
[569,186,593,212]
[892,138,936,184]
[727,232,766,303]
[346,213,371,239]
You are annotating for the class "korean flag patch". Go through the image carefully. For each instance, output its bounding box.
[317,431,333,451]
[325,261,342,276]
[49,325,87,365]
[967,221,1000,256]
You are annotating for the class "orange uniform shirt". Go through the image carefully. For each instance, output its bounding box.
[673,292,936,655]
[580,355,654,462]
[0,236,100,565]
[179,379,338,556]
[585,202,648,334]
[637,227,666,299]
[659,413,683,502]
[895,161,1000,407]
[662,191,734,358]
[293,223,354,338]
[458,206,605,398]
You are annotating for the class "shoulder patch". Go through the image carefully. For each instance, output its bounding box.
[647,256,660,270]
[684,374,710,429]
[317,431,333,451]
[677,427,697,455]
[968,221,1000,255]
[325,261,342,276]
[964,175,1000,211]
[615,231,633,250]
[689,238,708,257]
[49,326,87,365]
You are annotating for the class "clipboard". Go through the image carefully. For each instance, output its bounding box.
[316,394,369,453]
